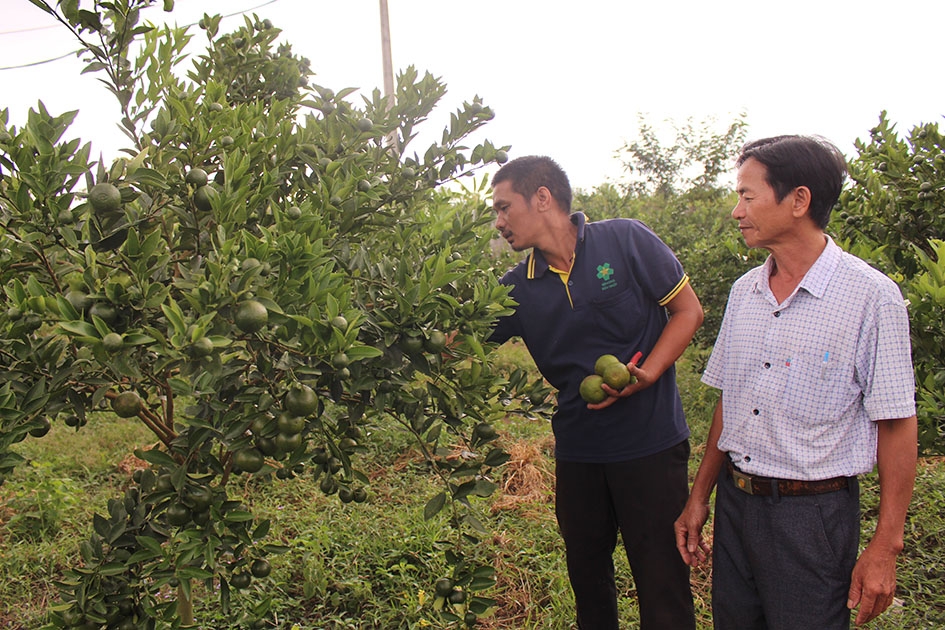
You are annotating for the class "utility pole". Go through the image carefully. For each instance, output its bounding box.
[378,0,398,151]
[379,0,394,102]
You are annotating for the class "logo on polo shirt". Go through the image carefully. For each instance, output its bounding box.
[596,263,617,291]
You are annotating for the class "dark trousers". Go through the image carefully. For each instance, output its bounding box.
[555,440,696,630]
[712,465,860,630]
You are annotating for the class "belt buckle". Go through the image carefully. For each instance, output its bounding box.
[731,468,755,494]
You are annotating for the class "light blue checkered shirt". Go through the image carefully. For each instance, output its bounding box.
[703,236,916,480]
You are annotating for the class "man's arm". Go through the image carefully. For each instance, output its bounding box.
[674,395,725,567]
[847,415,918,626]
[591,282,703,408]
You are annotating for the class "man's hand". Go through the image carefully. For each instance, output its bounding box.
[587,352,644,410]
[674,501,712,567]
[847,540,900,625]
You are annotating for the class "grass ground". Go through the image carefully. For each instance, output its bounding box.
[1,343,943,628]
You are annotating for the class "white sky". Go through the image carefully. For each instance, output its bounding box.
[1,0,944,192]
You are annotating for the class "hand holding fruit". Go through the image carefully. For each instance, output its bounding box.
[580,351,643,409]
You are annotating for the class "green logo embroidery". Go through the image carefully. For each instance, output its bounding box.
[596,263,617,290]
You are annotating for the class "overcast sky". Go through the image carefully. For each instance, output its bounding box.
[2,0,944,191]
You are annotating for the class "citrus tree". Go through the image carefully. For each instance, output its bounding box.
[833,111,945,455]
[0,1,551,627]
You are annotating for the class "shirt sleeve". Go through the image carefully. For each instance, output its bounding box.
[487,276,523,345]
[859,299,917,421]
[625,220,686,305]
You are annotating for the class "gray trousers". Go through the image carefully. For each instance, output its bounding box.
[712,465,860,630]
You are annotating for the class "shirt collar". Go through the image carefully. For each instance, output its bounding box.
[527,212,587,279]
[754,235,840,299]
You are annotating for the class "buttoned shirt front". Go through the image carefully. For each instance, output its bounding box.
[702,236,916,480]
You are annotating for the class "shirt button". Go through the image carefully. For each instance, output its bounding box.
[568,281,573,286]
[744,455,752,462]
[774,311,781,318]
[752,409,760,415]
[763,362,771,369]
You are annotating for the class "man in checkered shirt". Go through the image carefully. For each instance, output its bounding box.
[674,135,917,629]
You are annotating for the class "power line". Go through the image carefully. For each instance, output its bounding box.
[0,0,282,71]
[0,23,59,36]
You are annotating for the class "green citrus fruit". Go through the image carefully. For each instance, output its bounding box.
[286,205,302,220]
[255,436,278,456]
[185,168,208,187]
[234,300,268,333]
[475,423,497,440]
[448,588,467,604]
[233,448,264,473]
[102,332,124,353]
[400,334,424,355]
[155,473,174,493]
[331,315,348,330]
[594,354,622,376]
[89,183,122,214]
[89,302,118,325]
[602,363,631,389]
[579,374,607,404]
[276,412,306,435]
[352,487,367,503]
[191,336,214,357]
[183,485,213,511]
[208,102,224,112]
[284,384,317,416]
[230,572,251,589]
[331,352,350,369]
[165,502,191,526]
[356,117,374,132]
[250,558,272,578]
[220,135,234,147]
[274,431,303,453]
[193,185,218,211]
[434,577,454,598]
[338,486,354,503]
[495,150,509,164]
[65,290,91,313]
[28,416,51,438]
[112,391,143,418]
[319,475,338,495]
[424,330,448,353]
[357,179,372,192]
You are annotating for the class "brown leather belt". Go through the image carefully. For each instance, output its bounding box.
[726,460,850,496]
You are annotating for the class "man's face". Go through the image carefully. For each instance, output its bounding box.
[732,157,798,250]
[492,180,537,251]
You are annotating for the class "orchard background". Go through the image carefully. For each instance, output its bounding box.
[0,1,943,628]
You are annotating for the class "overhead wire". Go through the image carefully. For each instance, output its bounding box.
[0,0,282,71]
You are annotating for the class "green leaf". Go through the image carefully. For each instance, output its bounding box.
[423,491,446,520]
[134,448,177,468]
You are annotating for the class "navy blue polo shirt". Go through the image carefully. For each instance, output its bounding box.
[491,212,690,463]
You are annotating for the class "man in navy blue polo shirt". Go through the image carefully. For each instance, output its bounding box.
[490,155,704,629]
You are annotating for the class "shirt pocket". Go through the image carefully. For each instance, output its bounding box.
[782,351,861,423]
[585,288,643,343]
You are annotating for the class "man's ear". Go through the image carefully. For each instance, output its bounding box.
[534,186,554,212]
[791,186,812,218]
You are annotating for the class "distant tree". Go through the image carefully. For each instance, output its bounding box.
[579,115,759,348]
[615,113,748,198]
